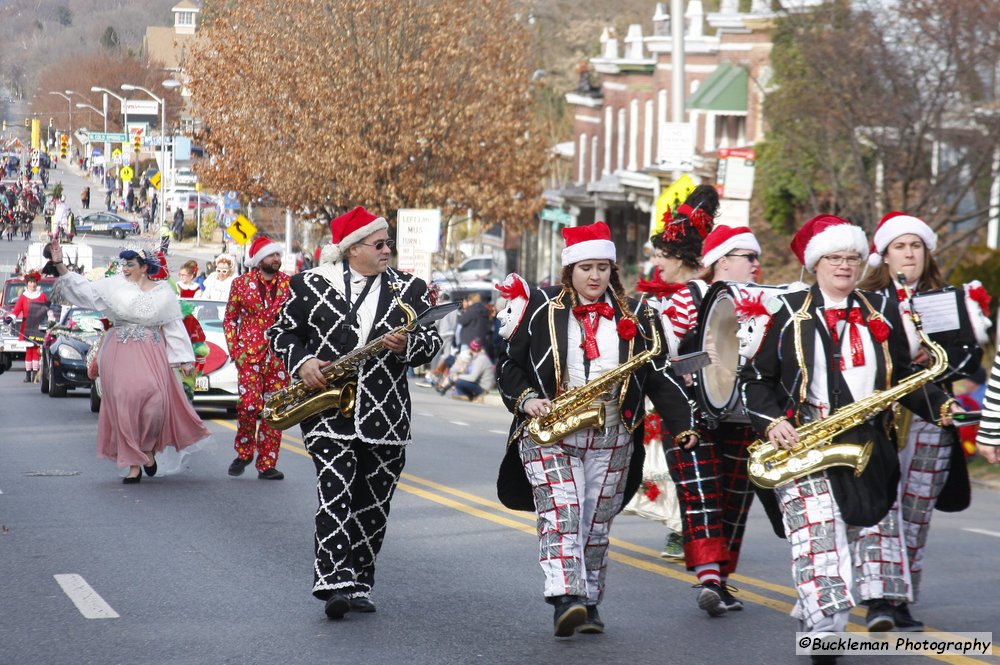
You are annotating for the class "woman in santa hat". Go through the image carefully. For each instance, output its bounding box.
[856,211,989,631]
[495,221,696,638]
[625,186,714,561]
[7,271,48,383]
[740,215,959,658]
[660,207,763,618]
[198,253,238,301]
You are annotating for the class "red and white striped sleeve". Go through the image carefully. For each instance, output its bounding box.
[664,286,698,344]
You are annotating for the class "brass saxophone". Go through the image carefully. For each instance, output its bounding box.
[262,281,417,430]
[526,307,661,446]
[748,284,948,489]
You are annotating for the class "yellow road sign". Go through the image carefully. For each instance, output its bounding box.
[150,172,161,190]
[119,165,135,183]
[226,214,257,246]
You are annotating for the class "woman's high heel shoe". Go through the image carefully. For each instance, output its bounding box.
[123,467,142,484]
[143,458,158,477]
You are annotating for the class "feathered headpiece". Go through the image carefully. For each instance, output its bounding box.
[733,292,770,322]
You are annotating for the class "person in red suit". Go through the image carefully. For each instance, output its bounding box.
[223,236,291,479]
[8,271,48,383]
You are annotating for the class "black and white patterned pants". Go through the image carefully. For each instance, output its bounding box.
[305,433,406,601]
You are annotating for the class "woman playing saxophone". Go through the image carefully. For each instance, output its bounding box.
[739,215,960,658]
[495,221,696,638]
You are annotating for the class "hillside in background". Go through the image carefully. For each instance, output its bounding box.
[0,0,178,98]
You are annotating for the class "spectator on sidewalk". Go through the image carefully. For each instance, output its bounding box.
[81,186,90,209]
[448,339,495,401]
[172,208,185,241]
[457,292,490,352]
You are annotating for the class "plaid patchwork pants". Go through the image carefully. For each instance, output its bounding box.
[519,422,632,604]
[777,471,911,630]
[898,415,953,600]
[664,423,755,574]
[304,433,406,601]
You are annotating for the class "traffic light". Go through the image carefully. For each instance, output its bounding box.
[1,120,5,132]
[133,134,142,153]
[59,133,69,159]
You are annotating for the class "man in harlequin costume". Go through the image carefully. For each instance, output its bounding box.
[224,236,291,480]
[7,271,48,383]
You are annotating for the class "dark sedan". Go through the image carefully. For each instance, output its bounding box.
[40,307,104,399]
[73,212,140,239]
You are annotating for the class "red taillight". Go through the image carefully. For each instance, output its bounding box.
[188,200,195,209]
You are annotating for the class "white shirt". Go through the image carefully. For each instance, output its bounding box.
[348,268,382,346]
[808,292,877,416]
[565,295,619,389]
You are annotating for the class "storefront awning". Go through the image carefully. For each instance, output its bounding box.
[686,62,748,113]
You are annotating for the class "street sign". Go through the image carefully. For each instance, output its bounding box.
[226,214,257,245]
[120,165,134,183]
[657,122,695,171]
[123,100,159,116]
[716,147,756,200]
[150,172,161,190]
[655,174,697,227]
[88,132,128,143]
[111,148,122,166]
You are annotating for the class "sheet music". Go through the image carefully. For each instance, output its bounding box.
[912,291,960,334]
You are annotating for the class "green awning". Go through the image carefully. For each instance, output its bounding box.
[686,62,748,113]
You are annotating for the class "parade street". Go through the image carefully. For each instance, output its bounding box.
[1,366,998,665]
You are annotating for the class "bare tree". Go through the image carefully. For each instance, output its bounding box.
[758,0,1000,262]
[187,0,548,232]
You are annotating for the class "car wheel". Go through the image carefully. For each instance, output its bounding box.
[90,383,101,413]
[112,228,125,240]
[49,362,67,397]
[40,354,50,393]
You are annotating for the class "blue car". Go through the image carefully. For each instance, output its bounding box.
[73,212,139,239]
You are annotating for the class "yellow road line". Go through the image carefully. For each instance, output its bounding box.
[208,418,997,662]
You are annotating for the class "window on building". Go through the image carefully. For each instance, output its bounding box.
[177,11,195,26]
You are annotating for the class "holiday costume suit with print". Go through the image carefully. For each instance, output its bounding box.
[496,285,695,604]
[223,269,291,472]
[739,285,951,630]
[268,265,441,601]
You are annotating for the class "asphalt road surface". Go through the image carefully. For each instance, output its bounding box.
[1,367,999,665]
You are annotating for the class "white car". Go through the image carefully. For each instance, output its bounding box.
[456,255,494,282]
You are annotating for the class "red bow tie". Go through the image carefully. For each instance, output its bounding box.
[823,307,866,368]
[896,288,908,302]
[573,302,614,361]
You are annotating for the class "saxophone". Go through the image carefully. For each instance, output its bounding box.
[526,307,661,446]
[747,284,948,489]
[262,281,417,430]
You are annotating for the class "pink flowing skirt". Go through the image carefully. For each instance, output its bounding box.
[96,325,212,468]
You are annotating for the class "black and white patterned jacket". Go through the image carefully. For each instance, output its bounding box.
[267,265,441,445]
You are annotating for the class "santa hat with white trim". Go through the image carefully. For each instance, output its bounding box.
[701,225,760,267]
[561,221,616,266]
[320,206,389,264]
[867,211,937,268]
[790,214,869,273]
[245,235,284,268]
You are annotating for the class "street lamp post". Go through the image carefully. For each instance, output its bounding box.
[91,87,129,185]
[121,81,179,229]
[76,102,105,177]
[48,90,73,137]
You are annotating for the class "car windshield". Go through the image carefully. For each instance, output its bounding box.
[62,308,104,331]
[2,279,57,311]
[183,299,226,331]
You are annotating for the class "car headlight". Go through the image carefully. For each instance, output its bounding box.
[57,345,84,360]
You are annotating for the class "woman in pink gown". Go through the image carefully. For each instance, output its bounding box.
[49,240,213,483]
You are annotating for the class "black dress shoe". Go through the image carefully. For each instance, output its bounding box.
[577,605,604,634]
[551,595,587,637]
[350,597,376,613]
[228,457,253,477]
[324,594,350,620]
[123,470,142,484]
[143,459,158,477]
[258,468,284,480]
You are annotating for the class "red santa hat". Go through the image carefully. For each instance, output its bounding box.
[701,225,760,267]
[320,206,389,264]
[561,221,616,266]
[790,214,869,273]
[245,235,284,268]
[867,211,937,268]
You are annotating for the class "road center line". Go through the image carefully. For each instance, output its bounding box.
[450,421,469,427]
[964,528,1000,538]
[53,574,120,619]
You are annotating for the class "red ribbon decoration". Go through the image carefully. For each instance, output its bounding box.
[823,307,866,368]
[573,302,614,360]
[895,288,908,302]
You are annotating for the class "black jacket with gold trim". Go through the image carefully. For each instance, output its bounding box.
[739,284,951,532]
[495,285,695,511]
